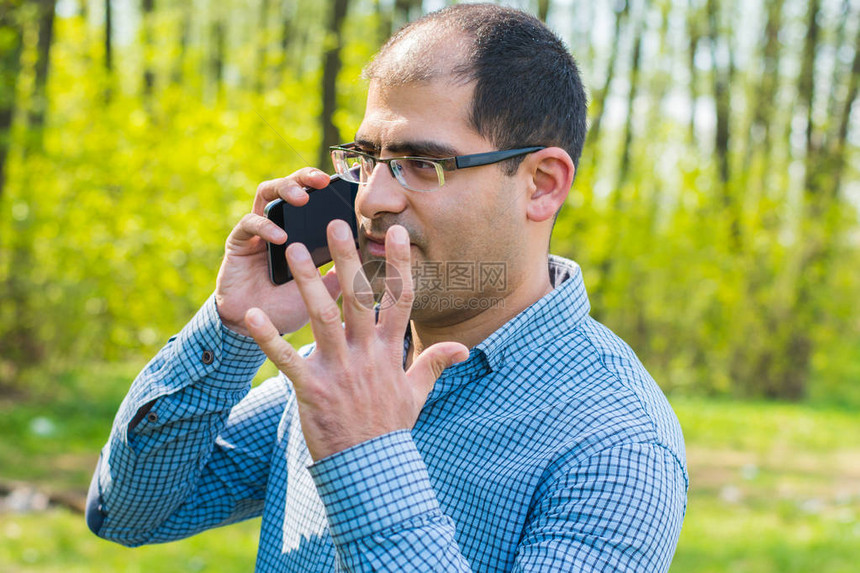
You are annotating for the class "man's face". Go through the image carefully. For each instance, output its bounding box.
[353,78,528,325]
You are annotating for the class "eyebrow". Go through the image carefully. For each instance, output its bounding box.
[353,135,459,158]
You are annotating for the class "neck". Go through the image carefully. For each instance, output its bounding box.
[405,259,553,369]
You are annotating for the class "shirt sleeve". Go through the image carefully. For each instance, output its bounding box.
[88,295,283,547]
[307,430,472,572]
[512,442,688,572]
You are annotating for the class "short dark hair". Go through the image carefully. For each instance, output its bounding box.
[364,3,588,176]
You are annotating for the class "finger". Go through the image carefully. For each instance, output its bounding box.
[327,220,374,343]
[321,267,342,302]
[377,225,414,340]
[286,243,348,356]
[252,168,331,215]
[228,212,288,246]
[406,341,470,403]
[245,307,308,382]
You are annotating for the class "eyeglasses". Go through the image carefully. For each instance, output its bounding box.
[329,142,545,192]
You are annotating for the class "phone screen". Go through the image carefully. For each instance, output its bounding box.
[264,174,359,285]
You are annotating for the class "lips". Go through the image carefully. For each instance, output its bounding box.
[361,231,416,259]
[364,234,387,257]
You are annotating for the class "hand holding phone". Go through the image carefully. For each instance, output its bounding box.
[265,173,359,285]
[213,168,345,337]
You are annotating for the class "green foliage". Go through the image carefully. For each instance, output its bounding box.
[554,118,860,403]
[0,2,858,405]
[0,13,365,382]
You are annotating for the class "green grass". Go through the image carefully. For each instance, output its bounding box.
[1,513,260,572]
[1,365,859,571]
[670,398,860,573]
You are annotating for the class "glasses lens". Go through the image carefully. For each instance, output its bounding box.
[391,158,443,192]
[332,149,365,183]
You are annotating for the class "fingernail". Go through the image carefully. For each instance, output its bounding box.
[332,223,349,240]
[289,245,310,261]
[391,226,409,245]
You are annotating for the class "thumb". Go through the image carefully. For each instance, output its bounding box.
[406,342,470,401]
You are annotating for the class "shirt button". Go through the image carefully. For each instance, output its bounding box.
[201,350,214,364]
[146,412,158,423]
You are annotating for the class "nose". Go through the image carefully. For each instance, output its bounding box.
[355,162,409,220]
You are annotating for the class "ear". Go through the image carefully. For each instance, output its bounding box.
[522,147,575,223]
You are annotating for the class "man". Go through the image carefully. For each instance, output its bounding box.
[87,4,687,571]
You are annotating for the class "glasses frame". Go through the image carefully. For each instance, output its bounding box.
[329,142,546,192]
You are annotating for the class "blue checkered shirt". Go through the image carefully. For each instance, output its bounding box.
[87,255,688,571]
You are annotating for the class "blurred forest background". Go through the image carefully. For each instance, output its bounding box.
[0,0,858,571]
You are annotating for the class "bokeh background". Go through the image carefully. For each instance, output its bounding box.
[0,0,858,571]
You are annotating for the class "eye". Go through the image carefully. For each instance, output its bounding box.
[402,158,438,171]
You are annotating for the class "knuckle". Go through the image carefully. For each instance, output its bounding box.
[314,304,342,326]
[275,346,296,368]
[294,263,319,281]
[240,213,264,234]
[348,290,374,312]
[396,286,415,307]
[256,180,273,197]
[300,380,328,404]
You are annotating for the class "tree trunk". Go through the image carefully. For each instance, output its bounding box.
[686,0,700,143]
[733,0,786,397]
[277,0,295,85]
[211,19,225,97]
[141,0,155,97]
[104,0,112,72]
[391,0,419,34]
[592,4,642,324]
[103,0,112,102]
[587,0,628,147]
[617,18,643,189]
[172,2,190,85]
[375,0,391,46]
[799,0,821,173]
[317,0,349,169]
[0,1,44,385]
[256,0,270,93]
[28,0,54,138]
[537,0,551,22]
[778,0,822,401]
[707,0,739,250]
[745,0,782,167]
[0,0,23,200]
[829,10,860,199]
[824,0,850,147]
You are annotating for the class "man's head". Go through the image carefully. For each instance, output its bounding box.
[352,4,587,325]
[363,3,588,173]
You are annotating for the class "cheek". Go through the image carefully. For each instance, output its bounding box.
[446,204,510,261]
[417,180,521,261]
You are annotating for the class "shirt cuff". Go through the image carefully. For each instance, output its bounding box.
[308,430,440,546]
[167,294,267,392]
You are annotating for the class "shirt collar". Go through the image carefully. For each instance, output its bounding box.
[405,255,591,393]
[472,254,590,371]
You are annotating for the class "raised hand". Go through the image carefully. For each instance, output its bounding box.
[244,221,469,460]
[214,168,341,336]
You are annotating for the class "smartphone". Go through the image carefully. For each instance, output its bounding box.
[264,173,360,285]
